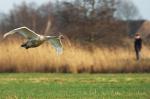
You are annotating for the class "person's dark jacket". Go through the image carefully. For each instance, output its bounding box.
[134,38,142,51]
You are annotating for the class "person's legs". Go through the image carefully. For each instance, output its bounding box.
[135,48,140,60]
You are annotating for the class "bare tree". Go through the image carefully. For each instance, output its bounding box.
[115,0,140,20]
[114,0,141,35]
[0,0,140,46]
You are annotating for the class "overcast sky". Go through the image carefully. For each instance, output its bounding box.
[0,0,150,20]
[132,0,150,20]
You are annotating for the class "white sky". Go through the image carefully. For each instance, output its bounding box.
[0,0,150,20]
[132,0,150,20]
[0,0,50,13]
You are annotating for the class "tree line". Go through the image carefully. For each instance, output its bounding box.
[0,0,142,45]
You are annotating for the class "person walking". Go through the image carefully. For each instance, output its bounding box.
[134,33,142,60]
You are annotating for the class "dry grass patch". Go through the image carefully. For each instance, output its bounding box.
[0,40,150,73]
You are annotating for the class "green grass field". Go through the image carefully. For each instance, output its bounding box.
[0,73,149,99]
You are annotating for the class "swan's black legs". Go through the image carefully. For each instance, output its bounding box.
[21,43,29,49]
[21,43,26,47]
[25,46,29,49]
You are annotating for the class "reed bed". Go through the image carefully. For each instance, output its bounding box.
[0,40,150,73]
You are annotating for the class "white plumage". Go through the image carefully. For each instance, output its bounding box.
[3,27,63,55]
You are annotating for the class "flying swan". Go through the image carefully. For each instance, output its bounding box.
[3,27,64,55]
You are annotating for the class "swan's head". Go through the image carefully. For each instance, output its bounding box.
[59,35,64,39]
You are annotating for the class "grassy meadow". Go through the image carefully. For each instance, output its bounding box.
[0,73,149,99]
[0,39,150,99]
[0,39,150,73]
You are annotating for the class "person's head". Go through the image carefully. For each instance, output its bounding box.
[135,33,141,39]
[135,33,140,36]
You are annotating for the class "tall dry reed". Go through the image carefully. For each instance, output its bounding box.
[0,40,150,73]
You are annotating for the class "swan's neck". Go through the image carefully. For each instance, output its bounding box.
[39,35,46,41]
[45,36,57,40]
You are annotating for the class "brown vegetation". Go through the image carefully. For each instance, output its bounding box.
[0,0,142,46]
[0,40,150,73]
[0,1,149,73]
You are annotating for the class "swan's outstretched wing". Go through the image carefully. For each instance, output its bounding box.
[48,37,63,55]
[3,27,40,39]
